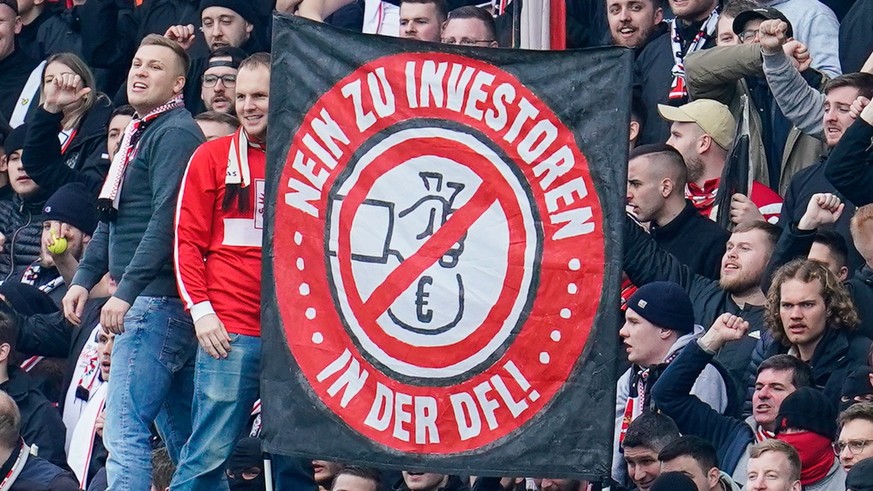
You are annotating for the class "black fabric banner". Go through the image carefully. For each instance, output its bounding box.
[262,14,632,478]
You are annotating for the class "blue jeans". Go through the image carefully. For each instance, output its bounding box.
[170,333,261,490]
[104,296,196,491]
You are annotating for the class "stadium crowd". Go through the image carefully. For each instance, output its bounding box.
[0,0,872,490]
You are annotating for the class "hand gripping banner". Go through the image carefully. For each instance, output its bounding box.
[262,14,633,478]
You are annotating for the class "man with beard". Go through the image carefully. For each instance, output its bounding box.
[606,0,663,48]
[199,47,245,115]
[622,209,781,393]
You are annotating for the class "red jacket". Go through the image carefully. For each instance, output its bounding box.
[174,131,265,336]
[687,178,783,224]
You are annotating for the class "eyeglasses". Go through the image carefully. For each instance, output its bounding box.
[202,74,236,88]
[738,29,760,42]
[832,439,872,455]
[441,38,495,46]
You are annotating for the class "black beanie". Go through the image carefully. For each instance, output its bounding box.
[650,472,698,491]
[776,387,838,439]
[626,281,695,334]
[847,457,873,491]
[199,0,257,24]
[841,366,873,411]
[43,183,98,235]
[4,124,27,154]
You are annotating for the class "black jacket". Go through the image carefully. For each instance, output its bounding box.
[623,214,766,392]
[839,0,873,73]
[825,117,873,207]
[1,367,67,468]
[22,98,113,197]
[0,442,78,491]
[0,48,39,123]
[652,341,755,476]
[650,200,728,280]
[0,195,47,284]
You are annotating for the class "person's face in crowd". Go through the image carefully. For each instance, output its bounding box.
[715,15,739,46]
[620,308,673,367]
[808,242,849,281]
[746,451,801,491]
[624,445,662,491]
[6,149,39,198]
[660,456,719,491]
[127,44,186,116]
[739,18,763,44]
[440,18,497,47]
[196,120,237,141]
[752,369,797,429]
[668,0,716,22]
[537,478,586,491]
[313,460,343,487]
[235,64,269,142]
[107,113,133,161]
[626,156,668,223]
[854,219,873,265]
[823,86,861,148]
[40,220,89,266]
[401,472,448,491]
[201,58,237,114]
[43,61,85,113]
[0,4,22,61]
[97,329,115,381]
[399,2,443,42]
[837,418,873,472]
[607,0,663,48]
[778,278,827,350]
[719,229,770,294]
[331,473,378,491]
[201,6,252,51]
[666,122,706,183]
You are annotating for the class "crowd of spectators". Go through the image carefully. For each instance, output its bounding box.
[0,0,872,490]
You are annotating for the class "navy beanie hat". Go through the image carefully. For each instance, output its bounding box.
[776,387,838,439]
[4,124,27,154]
[199,0,257,24]
[43,182,98,235]
[626,281,695,334]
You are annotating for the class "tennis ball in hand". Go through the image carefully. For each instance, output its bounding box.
[47,234,67,255]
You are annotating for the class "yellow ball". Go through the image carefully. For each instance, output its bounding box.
[47,236,67,255]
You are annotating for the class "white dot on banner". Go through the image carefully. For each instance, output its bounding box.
[567,283,578,294]
[312,332,323,344]
[539,352,550,364]
[296,258,305,271]
[560,308,571,319]
[550,330,561,342]
[299,283,310,296]
[305,307,316,320]
[568,258,581,270]
[529,390,540,402]
[294,232,303,245]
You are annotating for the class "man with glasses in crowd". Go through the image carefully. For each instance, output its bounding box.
[440,6,498,47]
[835,402,873,473]
[200,47,246,115]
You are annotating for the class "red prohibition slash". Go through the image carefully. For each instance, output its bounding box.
[273,52,605,453]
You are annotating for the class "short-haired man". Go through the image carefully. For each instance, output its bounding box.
[399,0,446,42]
[200,47,246,115]
[395,472,468,491]
[808,230,850,281]
[194,111,239,141]
[715,0,757,46]
[332,466,381,491]
[621,412,681,491]
[659,436,742,491]
[605,0,663,48]
[660,99,784,225]
[62,35,205,490]
[627,144,728,279]
[746,439,802,491]
[836,402,873,473]
[440,6,497,47]
[613,281,730,485]
[651,312,815,486]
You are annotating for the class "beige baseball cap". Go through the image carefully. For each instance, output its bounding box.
[658,99,736,150]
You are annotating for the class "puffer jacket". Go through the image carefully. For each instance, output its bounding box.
[0,194,46,284]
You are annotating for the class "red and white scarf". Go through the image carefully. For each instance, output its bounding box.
[226,128,263,189]
[97,96,185,218]
[0,442,31,491]
[67,383,107,489]
[669,9,719,100]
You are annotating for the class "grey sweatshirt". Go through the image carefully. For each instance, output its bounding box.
[762,49,825,140]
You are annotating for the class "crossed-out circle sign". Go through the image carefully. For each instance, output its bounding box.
[275,53,605,453]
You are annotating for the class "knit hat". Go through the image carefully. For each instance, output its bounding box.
[650,472,698,491]
[732,8,794,39]
[626,281,695,335]
[658,99,736,150]
[3,124,27,154]
[776,387,838,439]
[840,366,873,411]
[846,457,873,491]
[0,0,17,15]
[199,0,257,24]
[43,183,98,235]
